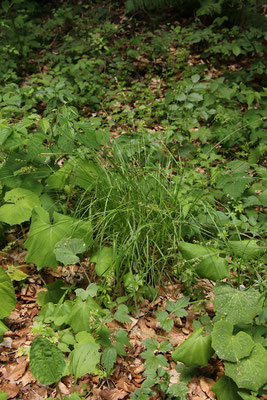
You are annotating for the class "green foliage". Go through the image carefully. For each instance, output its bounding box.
[29,336,66,385]
[69,340,100,381]
[0,266,16,319]
[54,238,86,265]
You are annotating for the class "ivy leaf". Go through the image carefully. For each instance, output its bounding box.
[0,267,16,319]
[225,343,267,392]
[25,207,92,270]
[30,336,65,385]
[211,375,242,400]
[172,328,214,366]
[211,320,255,362]
[101,347,117,374]
[54,238,86,265]
[69,341,100,381]
[0,188,41,225]
[155,309,174,333]
[114,304,131,323]
[91,247,115,277]
[213,283,264,325]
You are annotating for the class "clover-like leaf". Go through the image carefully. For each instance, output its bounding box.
[211,320,255,362]
[213,283,264,325]
[54,238,86,265]
[172,328,214,366]
[30,336,65,385]
[0,188,41,225]
[225,343,267,392]
[0,266,16,319]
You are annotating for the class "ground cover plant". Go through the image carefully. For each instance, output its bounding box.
[0,0,266,399]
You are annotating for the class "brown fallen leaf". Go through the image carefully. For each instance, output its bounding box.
[20,368,35,386]
[3,359,27,381]
[0,381,19,398]
[100,388,128,400]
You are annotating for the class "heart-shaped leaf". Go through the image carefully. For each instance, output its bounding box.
[211,320,255,362]
[213,283,264,325]
[225,343,267,391]
[0,188,41,225]
[30,336,65,385]
[172,328,214,366]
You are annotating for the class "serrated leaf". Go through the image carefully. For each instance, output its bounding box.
[167,382,189,399]
[213,283,264,325]
[0,188,41,225]
[172,328,213,366]
[25,207,92,269]
[114,304,131,323]
[143,354,168,378]
[155,309,174,333]
[30,336,65,385]
[142,338,159,352]
[166,297,189,317]
[159,341,172,352]
[40,118,50,134]
[114,329,130,346]
[54,238,86,265]
[69,341,100,380]
[0,267,16,319]
[101,347,117,374]
[211,320,255,362]
[211,375,241,400]
[225,343,267,391]
[91,246,115,277]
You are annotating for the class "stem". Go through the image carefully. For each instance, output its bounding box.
[56,382,64,400]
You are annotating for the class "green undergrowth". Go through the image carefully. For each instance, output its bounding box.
[0,0,266,398]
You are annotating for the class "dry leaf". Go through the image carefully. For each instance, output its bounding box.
[100,388,128,400]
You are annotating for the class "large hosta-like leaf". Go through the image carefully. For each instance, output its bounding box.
[30,336,65,385]
[0,188,41,225]
[211,320,255,362]
[179,242,229,281]
[172,327,214,366]
[213,283,264,325]
[69,340,100,380]
[0,267,16,319]
[225,343,267,392]
[25,207,92,269]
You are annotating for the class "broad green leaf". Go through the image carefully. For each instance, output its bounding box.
[232,45,241,56]
[237,389,258,400]
[155,309,174,333]
[213,283,264,325]
[54,238,86,265]
[30,336,65,385]
[69,341,100,380]
[67,297,102,333]
[0,320,8,338]
[228,240,265,261]
[0,188,41,225]
[179,242,229,280]
[101,347,117,374]
[0,392,8,400]
[114,304,131,323]
[37,280,67,306]
[211,320,255,362]
[211,375,242,400]
[188,92,203,102]
[225,343,267,391]
[39,118,50,134]
[191,74,200,83]
[25,207,92,269]
[0,267,16,319]
[91,247,114,277]
[172,328,214,366]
